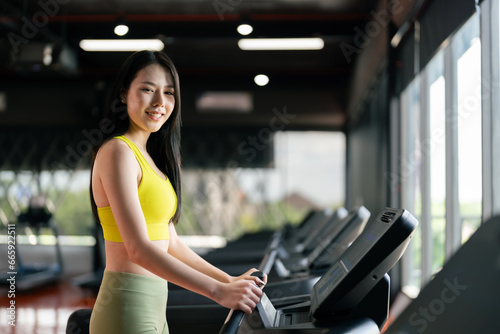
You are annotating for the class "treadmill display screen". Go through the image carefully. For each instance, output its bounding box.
[314,228,379,300]
[341,229,380,271]
[315,262,347,298]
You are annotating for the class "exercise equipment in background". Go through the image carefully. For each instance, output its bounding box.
[1,195,64,291]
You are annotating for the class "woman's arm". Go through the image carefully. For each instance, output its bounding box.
[167,224,266,285]
[94,140,262,313]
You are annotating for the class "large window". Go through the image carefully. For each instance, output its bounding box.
[455,15,482,242]
[166,131,346,238]
[426,52,446,275]
[400,77,422,292]
[400,12,482,291]
[0,170,94,237]
[1,131,345,245]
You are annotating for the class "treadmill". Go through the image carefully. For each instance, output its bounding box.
[167,207,366,305]
[261,206,371,301]
[280,207,348,255]
[167,206,370,306]
[66,208,418,334]
[272,206,370,280]
[167,208,417,334]
[226,208,419,334]
[201,208,336,267]
[0,195,64,291]
[173,208,341,280]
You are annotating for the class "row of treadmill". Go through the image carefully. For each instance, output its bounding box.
[68,205,500,333]
[67,206,420,334]
[163,206,418,334]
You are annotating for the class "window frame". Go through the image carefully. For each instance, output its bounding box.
[398,7,492,291]
[480,0,500,221]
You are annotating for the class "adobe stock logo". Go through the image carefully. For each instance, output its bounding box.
[7,0,70,54]
[237,106,296,162]
[212,0,242,21]
[339,0,403,64]
[408,277,467,333]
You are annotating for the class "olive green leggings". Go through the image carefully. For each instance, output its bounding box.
[90,270,169,334]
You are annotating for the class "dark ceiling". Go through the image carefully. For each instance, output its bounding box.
[0,0,382,130]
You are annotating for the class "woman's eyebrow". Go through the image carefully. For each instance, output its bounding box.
[141,81,174,88]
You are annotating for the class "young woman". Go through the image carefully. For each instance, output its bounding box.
[89,50,265,334]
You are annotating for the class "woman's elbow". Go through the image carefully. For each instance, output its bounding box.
[124,241,146,265]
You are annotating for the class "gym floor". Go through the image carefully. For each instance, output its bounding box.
[0,243,97,334]
[0,280,96,334]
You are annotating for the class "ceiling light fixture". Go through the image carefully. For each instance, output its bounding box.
[114,24,129,36]
[254,74,269,86]
[197,91,253,113]
[79,39,164,52]
[237,24,253,36]
[238,38,324,51]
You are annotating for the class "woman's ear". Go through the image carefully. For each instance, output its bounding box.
[120,88,127,104]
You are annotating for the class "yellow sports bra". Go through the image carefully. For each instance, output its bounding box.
[97,135,177,242]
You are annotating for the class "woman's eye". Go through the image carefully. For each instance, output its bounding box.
[141,88,153,92]
[165,91,174,95]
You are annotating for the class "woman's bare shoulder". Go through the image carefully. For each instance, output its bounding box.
[97,137,131,157]
[95,138,136,169]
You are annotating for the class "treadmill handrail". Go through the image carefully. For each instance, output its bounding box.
[219,271,265,334]
[219,230,280,334]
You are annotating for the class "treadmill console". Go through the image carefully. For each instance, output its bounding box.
[310,208,418,320]
[235,208,419,334]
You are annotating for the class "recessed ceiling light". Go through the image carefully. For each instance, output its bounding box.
[43,44,53,66]
[238,38,324,51]
[237,24,253,36]
[114,24,129,36]
[197,91,253,113]
[79,39,164,52]
[254,74,269,86]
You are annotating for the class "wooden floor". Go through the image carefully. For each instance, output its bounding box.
[0,279,97,334]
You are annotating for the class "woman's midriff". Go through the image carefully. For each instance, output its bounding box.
[104,239,170,278]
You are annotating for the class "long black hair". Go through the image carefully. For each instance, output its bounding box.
[90,50,182,224]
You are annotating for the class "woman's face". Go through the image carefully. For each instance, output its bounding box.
[124,63,175,135]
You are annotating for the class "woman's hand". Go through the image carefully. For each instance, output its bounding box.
[214,279,264,314]
[214,269,267,314]
[230,268,267,287]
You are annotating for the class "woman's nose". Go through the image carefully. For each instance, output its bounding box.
[152,92,165,107]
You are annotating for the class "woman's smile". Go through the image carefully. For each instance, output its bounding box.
[146,111,164,121]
